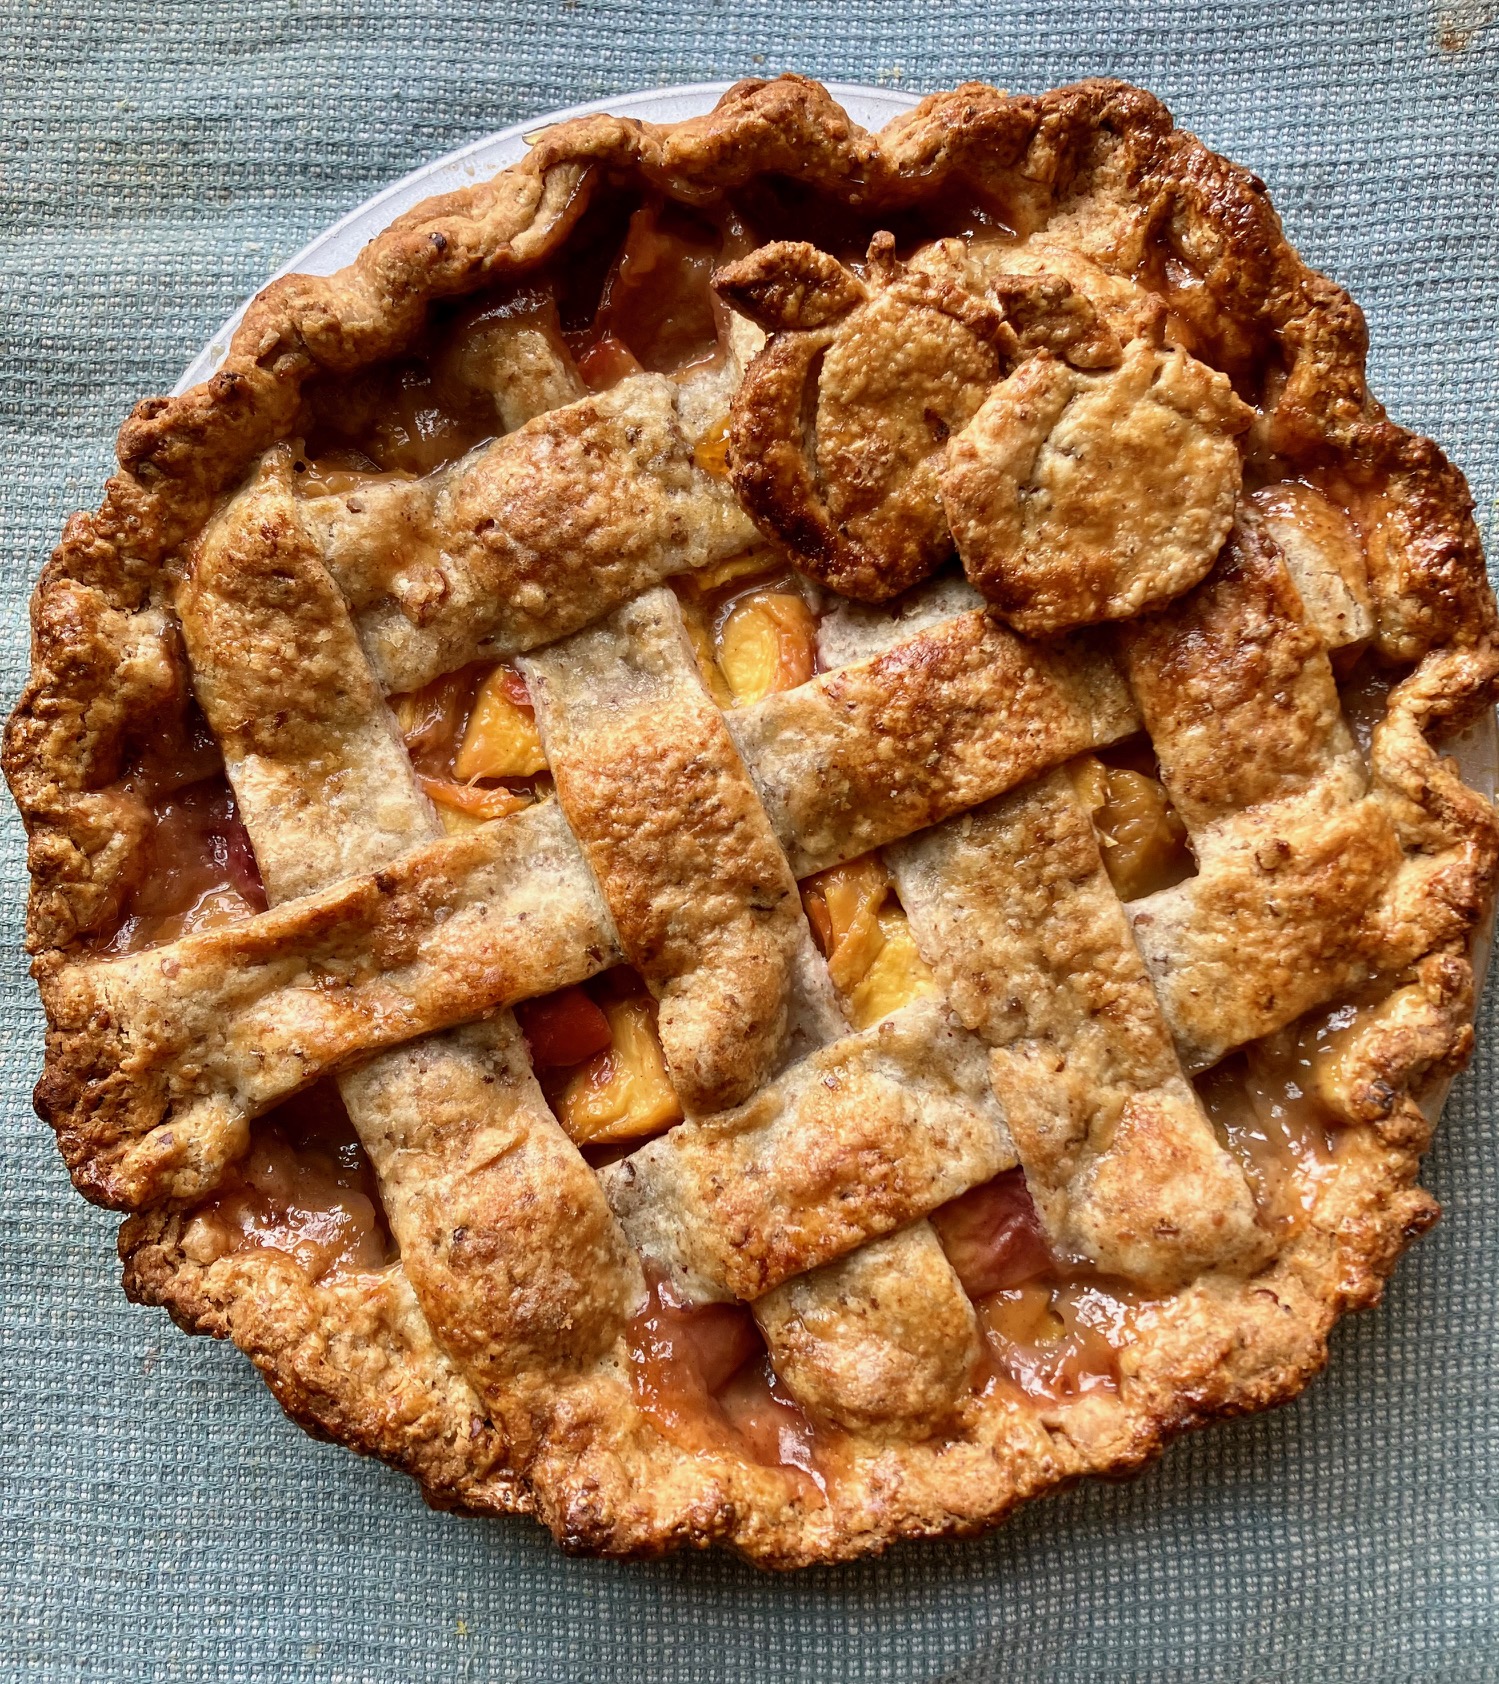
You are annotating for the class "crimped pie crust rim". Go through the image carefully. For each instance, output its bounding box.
[172,82,924,398]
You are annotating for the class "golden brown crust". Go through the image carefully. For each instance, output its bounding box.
[1120,516,1363,831]
[719,237,1142,610]
[728,610,1139,875]
[1244,483,1372,650]
[889,769,1268,1288]
[942,341,1253,632]
[602,999,1013,1300]
[7,74,1499,1569]
[119,1211,531,1514]
[37,802,620,1208]
[306,374,757,693]
[722,237,1010,601]
[179,492,645,1459]
[1120,518,1498,1074]
[753,1224,983,1436]
[340,1020,643,1435]
[1129,791,1410,1072]
[181,451,437,898]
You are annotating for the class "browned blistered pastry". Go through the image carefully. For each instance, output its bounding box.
[7,75,1498,1567]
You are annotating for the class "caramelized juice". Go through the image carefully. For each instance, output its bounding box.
[181,1081,395,1283]
[103,778,267,956]
[932,1167,1143,1403]
[627,1272,825,1492]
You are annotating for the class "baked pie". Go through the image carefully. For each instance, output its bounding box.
[8,75,1498,1567]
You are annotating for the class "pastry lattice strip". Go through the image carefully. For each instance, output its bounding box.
[789,516,1472,1342]
[1120,515,1471,1072]
[177,461,643,1436]
[51,534,1134,1213]
[303,372,758,692]
[40,379,1136,1435]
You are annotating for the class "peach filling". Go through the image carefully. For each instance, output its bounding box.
[454,665,546,779]
[569,201,742,384]
[296,283,579,477]
[692,414,732,479]
[932,1168,1142,1402]
[716,589,817,703]
[627,1272,825,1490]
[518,969,683,1148]
[293,198,740,483]
[182,1081,394,1283]
[1196,992,1390,1234]
[298,365,481,481]
[673,554,819,708]
[1070,746,1193,901]
[390,662,550,831]
[290,451,416,499]
[931,1167,1054,1296]
[800,854,938,1029]
[104,778,267,955]
[1335,650,1407,760]
[973,1279,1139,1402]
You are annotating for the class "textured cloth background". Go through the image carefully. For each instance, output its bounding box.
[4,3,1499,1680]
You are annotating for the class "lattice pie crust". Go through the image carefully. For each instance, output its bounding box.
[7,78,1498,1566]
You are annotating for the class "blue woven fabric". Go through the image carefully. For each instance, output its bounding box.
[5,3,1499,1679]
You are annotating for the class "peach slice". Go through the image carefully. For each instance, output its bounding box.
[1070,754,1191,901]
[555,997,683,1144]
[416,775,530,830]
[845,908,938,1030]
[716,590,816,706]
[801,854,937,1029]
[454,665,546,779]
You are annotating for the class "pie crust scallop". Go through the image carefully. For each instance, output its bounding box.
[7,75,1499,1565]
